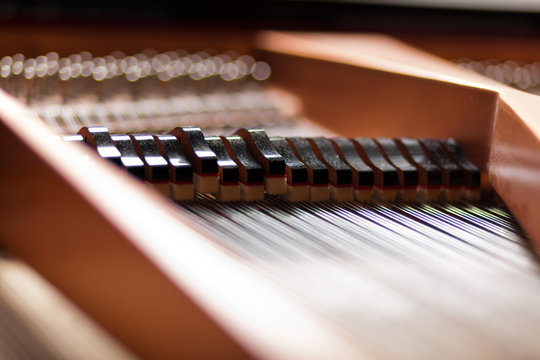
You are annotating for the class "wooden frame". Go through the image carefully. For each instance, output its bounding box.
[1,30,539,359]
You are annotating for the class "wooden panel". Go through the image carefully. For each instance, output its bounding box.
[489,94,540,253]
[395,33,540,62]
[263,52,497,168]
[0,24,256,56]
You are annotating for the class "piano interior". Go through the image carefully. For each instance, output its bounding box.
[2,4,540,359]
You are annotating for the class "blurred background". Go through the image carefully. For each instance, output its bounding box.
[3,0,540,35]
[4,1,540,63]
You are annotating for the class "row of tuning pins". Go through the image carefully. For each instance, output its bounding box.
[0,50,271,105]
[63,126,481,203]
